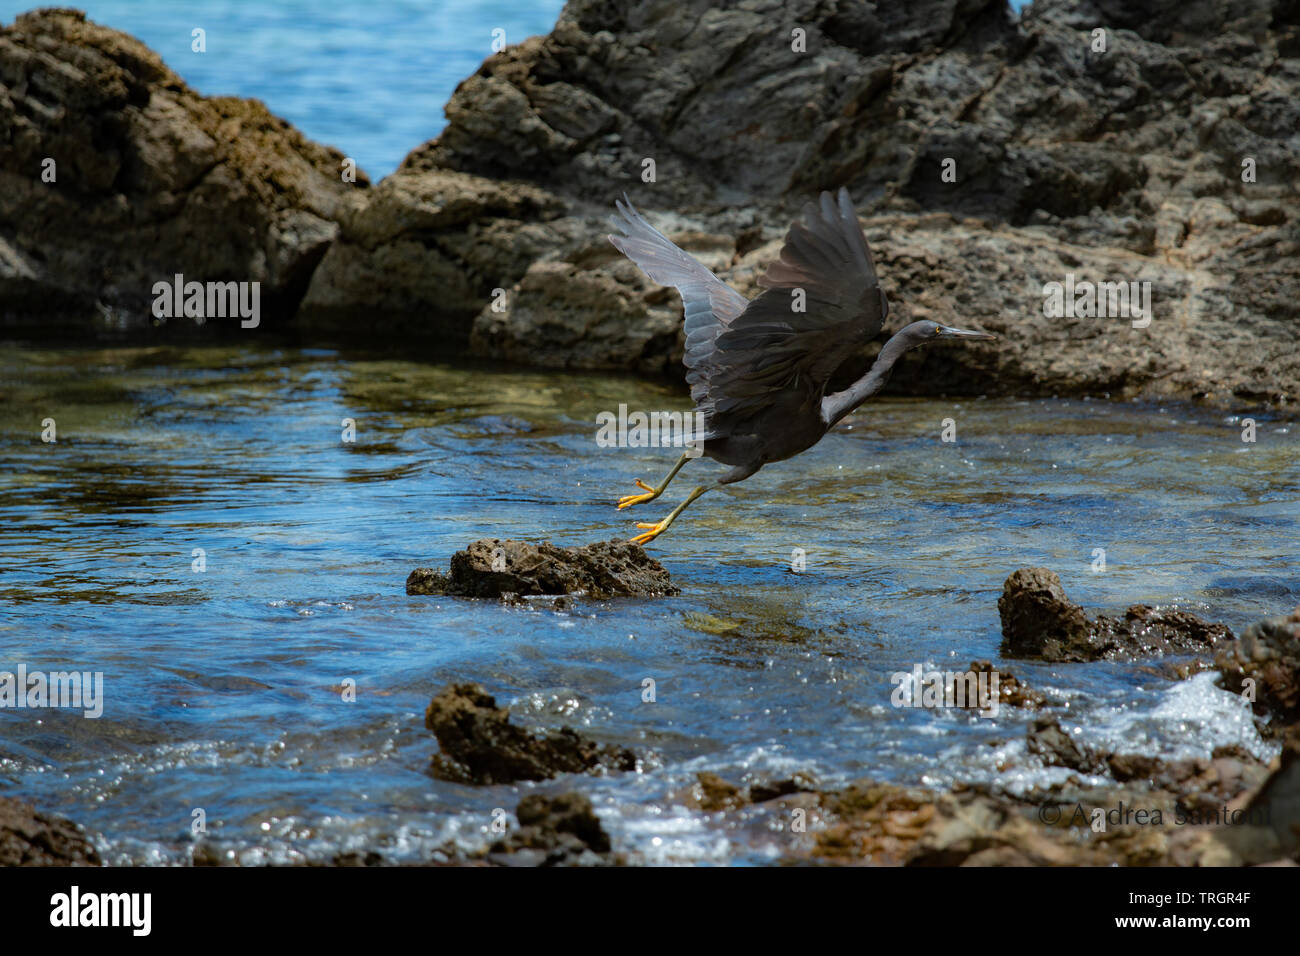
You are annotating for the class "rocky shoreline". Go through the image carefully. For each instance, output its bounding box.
[13,568,1295,867]
[399,570,1300,867]
[3,2,1298,405]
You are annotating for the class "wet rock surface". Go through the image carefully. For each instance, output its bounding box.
[694,772,747,812]
[691,771,819,812]
[0,796,101,866]
[406,538,678,599]
[1024,716,1272,803]
[998,567,1232,662]
[0,9,364,326]
[997,568,1092,659]
[776,740,1292,866]
[967,660,1048,710]
[424,682,638,784]
[1026,716,1108,774]
[1216,607,1300,734]
[485,792,614,867]
[672,658,1299,867]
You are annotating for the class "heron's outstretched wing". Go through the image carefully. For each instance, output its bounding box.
[700,187,888,420]
[608,195,749,404]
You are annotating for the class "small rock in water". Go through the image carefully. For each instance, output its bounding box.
[997,568,1092,660]
[485,792,613,867]
[406,538,678,599]
[694,772,746,812]
[1026,716,1106,774]
[424,682,638,784]
[998,567,1232,662]
[966,660,1048,710]
[748,772,819,804]
[1216,606,1300,733]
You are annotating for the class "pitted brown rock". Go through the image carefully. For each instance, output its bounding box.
[0,9,365,325]
[424,682,638,784]
[999,567,1232,662]
[407,538,678,598]
[0,797,100,866]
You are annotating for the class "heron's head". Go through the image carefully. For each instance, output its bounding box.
[901,320,996,348]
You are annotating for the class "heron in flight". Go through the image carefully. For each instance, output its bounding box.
[608,187,995,546]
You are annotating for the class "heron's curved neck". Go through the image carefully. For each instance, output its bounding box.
[820,329,912,426]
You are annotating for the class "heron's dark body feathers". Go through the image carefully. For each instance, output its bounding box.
[609,188,993,493]
[702,382,827,477]
[609,187,888,483]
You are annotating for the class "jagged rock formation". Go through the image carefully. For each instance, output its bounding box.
[0,8,366,326]
[5,2,1298,405]
[998,566,1233,662]
[306,0,1300,405]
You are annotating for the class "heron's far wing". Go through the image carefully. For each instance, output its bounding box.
[697,187,887,419]
[608,195,749,402]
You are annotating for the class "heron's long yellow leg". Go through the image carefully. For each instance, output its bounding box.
[617,452,691,510]
[631,485,708,546]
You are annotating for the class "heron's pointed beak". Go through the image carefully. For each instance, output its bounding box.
[936,325,996,341]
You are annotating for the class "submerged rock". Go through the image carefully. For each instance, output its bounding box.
[1026,716,1107,774]
[998,568,1232,662]
[690,771,819,812]
[966,660,1048,710]
[0,797,100,866]
[424,682,638,784]
[406,538,678,599]
[1215,606,1300,734]
[486,792,613,867]
[693,773,747,813]
[0,9,365,327]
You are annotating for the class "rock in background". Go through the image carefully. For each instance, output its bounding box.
[0,8,367,328]
[5,2,1297,405]
[303,0,1300,405]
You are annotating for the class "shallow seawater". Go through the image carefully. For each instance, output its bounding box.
[0,342,1297,865]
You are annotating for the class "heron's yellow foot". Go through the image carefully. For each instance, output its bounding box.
[617,479,659,510]
[630,518,671,546]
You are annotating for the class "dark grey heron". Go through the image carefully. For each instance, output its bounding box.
[608,187,995,545]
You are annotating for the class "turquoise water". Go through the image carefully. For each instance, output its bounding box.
[0,342,1294,863]
[0,0,566,178]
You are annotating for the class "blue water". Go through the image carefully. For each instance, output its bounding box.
[0,343,1294,863]
[0,0,566,178]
